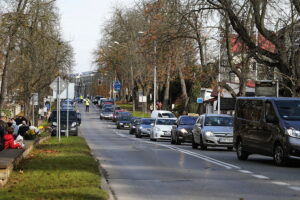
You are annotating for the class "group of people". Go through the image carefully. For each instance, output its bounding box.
[0,116,38,151]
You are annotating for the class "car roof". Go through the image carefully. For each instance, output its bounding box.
[237,97,300,101]
[202,114,233,117]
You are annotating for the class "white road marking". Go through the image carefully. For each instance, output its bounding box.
[252,175,270,180]
[239,170,253,174]
[271,181,290,186]
[288,186,300,192]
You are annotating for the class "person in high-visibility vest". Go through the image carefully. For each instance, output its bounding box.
[85,98,90,112]
[80,95,83,104]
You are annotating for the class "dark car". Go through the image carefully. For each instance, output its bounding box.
[100,107,114,120]
[136,118,155,138]
[92,96,103,105]
[116,114,133,129]
[234,97,300,166]
[171,116,198,145]
[112,109,126,122]
[129,117,141,135]
[99,99,114,109]
[48,110,80,136]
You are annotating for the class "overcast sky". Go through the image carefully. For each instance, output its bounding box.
[56,0,136,74]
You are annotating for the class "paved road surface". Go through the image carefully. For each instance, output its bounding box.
[79,104,300,200]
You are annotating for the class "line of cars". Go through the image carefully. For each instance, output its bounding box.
[100,96,300,166]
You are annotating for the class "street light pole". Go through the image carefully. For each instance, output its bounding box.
[218,43,221,115]
[154,40,157,111]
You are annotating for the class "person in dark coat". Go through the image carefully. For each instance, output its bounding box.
[0,120,8,151]
[18,121,29,137]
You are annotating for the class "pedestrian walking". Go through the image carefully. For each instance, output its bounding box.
[85,98,90,112]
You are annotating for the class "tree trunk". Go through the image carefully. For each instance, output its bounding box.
[163,60,171,109]
[177,63,189,112]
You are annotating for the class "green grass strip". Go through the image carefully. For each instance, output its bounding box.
[0,137,108,200]
[119,104,151,118]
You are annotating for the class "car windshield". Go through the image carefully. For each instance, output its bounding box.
[103,108,113,112]
[141,119,155,125]
[204,116,233,126]
[156,119,176,125]
[275,100,300,120]
[51,111,77,120]
[158,113,176,118]
[119,116,131,121]
[180,117,197,125]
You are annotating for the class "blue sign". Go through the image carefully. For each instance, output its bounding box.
[113,81,121,91]
[197,98,204,104]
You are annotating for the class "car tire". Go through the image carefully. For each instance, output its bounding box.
[192,136,198,149]
[117,126,120,129]
[236,140,249,160]
[200,135,207,150]
[273,144,289,166]
[227,147,233,151]
[175,134,181,145]
[171,134,176,144]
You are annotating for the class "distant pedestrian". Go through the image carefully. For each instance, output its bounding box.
[85,98,90,112]
[43,105,48,119]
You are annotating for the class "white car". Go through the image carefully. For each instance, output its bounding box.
[150,118,177,141]
[151,110,176,119]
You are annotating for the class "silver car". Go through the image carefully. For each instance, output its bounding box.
[192,114,234,150]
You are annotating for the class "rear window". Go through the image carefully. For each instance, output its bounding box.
[158,112,175,118]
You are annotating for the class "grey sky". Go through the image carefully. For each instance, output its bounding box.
[56,0,136,73]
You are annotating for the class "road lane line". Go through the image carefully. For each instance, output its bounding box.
[288,186,300,192]
[252,175,270,180]
[239,170,253,174]
[271,181,290,186]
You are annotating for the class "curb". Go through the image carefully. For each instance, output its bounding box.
[79,128,116,200]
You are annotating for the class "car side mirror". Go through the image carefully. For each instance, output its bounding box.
[266,115,278,124]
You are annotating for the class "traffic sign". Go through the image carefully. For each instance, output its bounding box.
[30,93,38,106]
[113,81,121,91]
[197,98,204,104]
[50,76,67,94]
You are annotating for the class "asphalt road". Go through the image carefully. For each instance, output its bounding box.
[79,104,300,200]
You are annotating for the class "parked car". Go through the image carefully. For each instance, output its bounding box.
[116,114,132,129]
[136,118,155,138]
[129,117,141,135]
[171,116,198,145]
[192,114,234,150]
[234,97,300,166]
[48,110,80,136]
[150,118,177,141]
[151,110,176,119]
[100,107,114,120]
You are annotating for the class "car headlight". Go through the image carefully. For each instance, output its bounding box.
[286,128,300,138]
[154,127,161,132]
[120,123,123,125]
[52,122,57,126]
[205,131,215,137]
[180,129,188,134]
[132,126,136,128]
[71,122,77,127]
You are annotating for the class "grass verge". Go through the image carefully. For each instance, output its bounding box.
[0,137,108,200]
[119,104,151,118]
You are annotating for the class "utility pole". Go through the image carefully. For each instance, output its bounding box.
[154,40,157,111]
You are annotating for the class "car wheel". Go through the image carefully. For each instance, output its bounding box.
[117,126,120,129]
[273,144,289,166]
[236,140,249,160]
[200,135,207,150]
[175,134,181,145]
[171,134,175,144]
[100,117,102,120]
[227,147,233,151]
[192,136,198,149]
[135,133,138,138]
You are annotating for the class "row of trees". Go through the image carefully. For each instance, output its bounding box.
[0,0,73,117]
[94,0,300,113]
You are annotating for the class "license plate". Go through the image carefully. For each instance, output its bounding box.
[219,138,233,143]
[124,126,129,128]
[61,130,66,133]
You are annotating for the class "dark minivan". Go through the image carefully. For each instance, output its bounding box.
[48,110,81,136]
[234,97,300,165]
